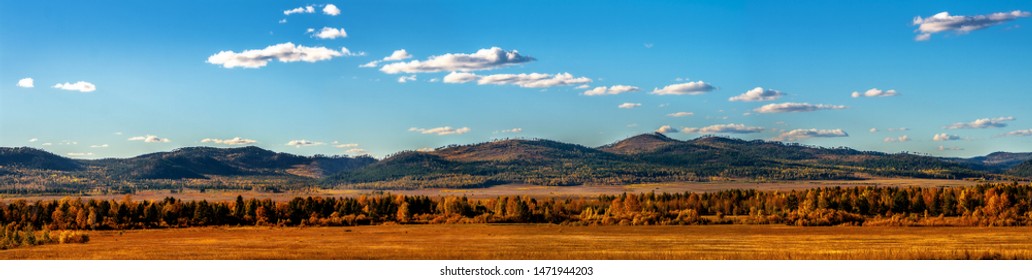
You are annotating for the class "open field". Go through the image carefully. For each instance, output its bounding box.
[0,178,985,202]
[3,224,1032,260]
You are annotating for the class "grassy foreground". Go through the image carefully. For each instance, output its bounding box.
[2,224,1032,260]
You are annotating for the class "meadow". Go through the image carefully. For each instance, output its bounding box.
[2,224,1031,260]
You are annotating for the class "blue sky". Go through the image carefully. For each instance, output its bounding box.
[1,0,1030,159]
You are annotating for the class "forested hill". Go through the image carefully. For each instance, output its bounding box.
[1,134,1028,191]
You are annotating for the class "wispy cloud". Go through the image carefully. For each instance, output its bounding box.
[53,81,96,92]
[583,85,640,96]
[128,135,170,143]
[66,152,94,157]
[17,78,34,88]
[380,47,534,74]
[774,129,848,141]
[729,87,784,102]
[617,102,641,109]
[651,81,715,95]
[667,112,694,117]
[946,116,1014,129]
[286,139,324,147]
[360,49,413,68]
[207,42,353,69]
[201,137,257,145]
[496,128,523,133]
[409,126,471,135]
[754,102,847,113]
[28,138,38,143]
[938,145,964,151]
[283,5,315,16]
[1003,129,1032,137]
[397,75,417,83]
[883,135,910,143]
[444,72,591,88]
[913,10,1031,41]
[851,88,898,98]
[89,144,109,148]
[682,123,763,134]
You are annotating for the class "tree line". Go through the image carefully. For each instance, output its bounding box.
[1,183,1030,232]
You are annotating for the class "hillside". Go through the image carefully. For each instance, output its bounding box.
[0,147,82,171]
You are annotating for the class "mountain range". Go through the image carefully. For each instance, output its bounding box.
[2,133,1030,192]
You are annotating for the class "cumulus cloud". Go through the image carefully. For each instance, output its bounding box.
[933,133,961,141]
[284,6,316,15]
[444,72,591,88]
[398,75,417,83]
[207,42,351,69]
[128,135,170,143]
[651,81,715,95]
[851,88,899,98]
[201,137,257,145]
[409,126,471,135]
[753,102,847,113]
[323,4,341,16]
[946,116,1014,129]
[17,78,34,88]
[667,112,694,117]
[682,123,763,134]
[617,102,641,109]
[380,47,534,74]
[53,81,96,92]
[310,27,347,39]
[913,10,1031,41]
[1004,129,1032,137]
[655,125,678,134]
[89,144,109,148]
[729,87,784,102]
[884,135,911,143]
[583,85,640,96]
[286,139,324,147]
[773,129,848,141]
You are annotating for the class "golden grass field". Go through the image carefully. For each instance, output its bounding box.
[1,178,984,202]
[3,224,1031,260]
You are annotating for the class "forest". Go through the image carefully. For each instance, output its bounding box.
[3,182,1031,249]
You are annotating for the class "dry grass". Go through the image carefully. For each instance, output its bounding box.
[2,224,1031,260]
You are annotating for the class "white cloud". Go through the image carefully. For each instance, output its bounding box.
[427,78,439,83]
[655,125,678,134]
[66,152,94,157]
[384,49,412,61]
[667,112,694,117]
[278,19,287,24]
[284,5,315,15]
[1004,129,1032,137]
[888,127,909,132]
[753,102,847,113]
[28,138,38,142]
[498,128,523,133]
[617,102,641,109]
[286,139,324,147]
[946,116,1014,129]
[729,87,784,102]
[851,88,898,98]
[207,42,349,69]
[17,78,34,88]
[409,126,471,135]
[774,129,849,141]
[323,4,341,16]
[311,27,347,39]
[884,135,911,143]
[869,128,879,133]
[398,75,417,83]
[682,123,763,134]
[128,135,170,143]
[913,10,1031,41]
[651,81,715,95]
[379,47,534,74]
[53,81,96,92]
[89,144,109,148]
[360,61,379,68]
[933,133,961,141]
[333,143,359,148]
[444,72,591,88]
[583,85,640,96]
[344,148,367,155]
[416,147,435,152]
[201,137,257,145]
[575,84,590,89]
